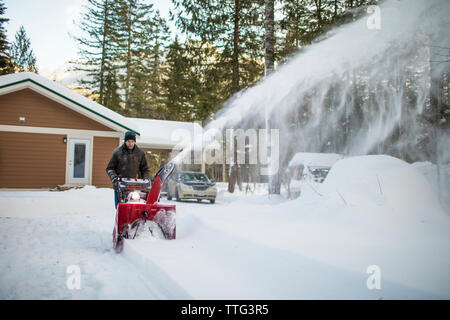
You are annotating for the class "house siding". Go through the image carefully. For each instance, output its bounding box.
[0,88,114,131]
[92,136,120,188]
[0,131,66,188]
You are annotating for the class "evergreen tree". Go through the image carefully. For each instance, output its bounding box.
[114,0,155,114]
[277,0,378,63]
[187,40,229,123]
[103,67,121,113]
[70,0,119,109]
[171,0,265,96]
[129,10,171,119]
[10,26,38,73]
[0,1,13,74]
[163,38,197,121]
[278,0,308,60]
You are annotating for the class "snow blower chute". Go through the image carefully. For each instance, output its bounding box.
[113,162,176,252]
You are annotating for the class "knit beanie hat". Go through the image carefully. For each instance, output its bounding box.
[124,131,136,142]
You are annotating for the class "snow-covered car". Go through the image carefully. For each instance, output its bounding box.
[167,171,217,203]
[287,152,344,199]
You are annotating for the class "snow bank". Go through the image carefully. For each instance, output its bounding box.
[320,155,446,221]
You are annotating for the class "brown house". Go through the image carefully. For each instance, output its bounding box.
[0,72,141,189]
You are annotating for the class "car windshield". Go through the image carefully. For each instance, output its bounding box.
[180,172,210,182]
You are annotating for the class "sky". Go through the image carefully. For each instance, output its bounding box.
[3,0,175,82]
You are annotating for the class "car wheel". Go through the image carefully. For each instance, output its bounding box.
[209,199,215,204]
[175,188,181,202]
[167,190,172,200]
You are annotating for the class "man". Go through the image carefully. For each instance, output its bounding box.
[106,131,150,208]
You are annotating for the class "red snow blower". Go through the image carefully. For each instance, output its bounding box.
[113,162,176,252]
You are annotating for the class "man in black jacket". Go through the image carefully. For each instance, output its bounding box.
[106,131,150,208]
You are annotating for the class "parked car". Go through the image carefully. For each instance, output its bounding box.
[167,171,217,203]
[287,152,343,199]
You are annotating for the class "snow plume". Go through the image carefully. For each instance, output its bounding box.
[173,0,449,167]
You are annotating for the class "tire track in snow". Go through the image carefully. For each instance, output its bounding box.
[123,201,442,299]
[0,215,170,299]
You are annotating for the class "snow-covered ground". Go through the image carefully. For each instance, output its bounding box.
[0,155,449,299]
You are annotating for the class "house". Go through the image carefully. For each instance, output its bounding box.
[0,72,201,189]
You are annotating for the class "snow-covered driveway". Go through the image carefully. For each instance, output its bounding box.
[0,188,165,299]
[1,157,449,299]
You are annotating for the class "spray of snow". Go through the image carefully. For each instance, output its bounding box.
[173,0,449,167]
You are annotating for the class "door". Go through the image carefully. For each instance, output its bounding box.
[68,139,91,185]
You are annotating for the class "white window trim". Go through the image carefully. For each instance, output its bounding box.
[66,136,93,186]
[0,124,123,138]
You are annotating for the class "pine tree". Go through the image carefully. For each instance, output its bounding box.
[10,26,38,73]
[129,10,171,119]
[147,11,172,117]
[171,0,265,96]
[114,0,155,114]
[187,40,229,123]
[163,37,197,121]
[278,0,308,60]
[0,1,13,74]
[70,0,119,109]
[103,68,121,113]
[277,0,378,63]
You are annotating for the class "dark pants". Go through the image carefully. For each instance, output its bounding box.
[114,190,119,209]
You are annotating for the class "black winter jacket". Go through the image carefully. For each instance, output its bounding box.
[106,144,150,183]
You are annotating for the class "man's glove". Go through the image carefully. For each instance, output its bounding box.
[111,176,120,192]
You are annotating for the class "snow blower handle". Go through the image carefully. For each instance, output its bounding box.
[112,177,123,202]
[146,162,175,204]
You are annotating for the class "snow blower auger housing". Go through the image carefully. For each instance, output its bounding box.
[113,162,176,252]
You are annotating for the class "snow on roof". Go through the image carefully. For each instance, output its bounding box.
[288,152,344,168]
[0,72,203,149]
[0,72,140,134]
[126,117,202,150]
